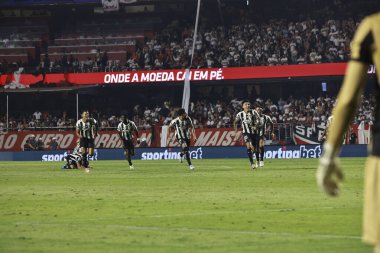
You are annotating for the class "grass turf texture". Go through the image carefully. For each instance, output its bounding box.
[0,158,371,253]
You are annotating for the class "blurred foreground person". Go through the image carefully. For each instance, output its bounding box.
[317,12,380,252]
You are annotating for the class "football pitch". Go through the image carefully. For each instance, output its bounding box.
[0,158,371,253]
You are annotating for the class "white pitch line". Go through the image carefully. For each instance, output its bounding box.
[13,206,346,223]
[120,225,361,240]
[14,222,360,240]
[139,206,338,218]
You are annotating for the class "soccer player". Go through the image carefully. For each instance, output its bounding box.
[255,106,274,167]
[117,114,140,169]
[62,140,82,169]
[169,108,197,170]
[76,111,98,171]
[317,13,380,253]
[234,100,260,169]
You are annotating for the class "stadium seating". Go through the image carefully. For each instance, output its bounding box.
[0,1,365,74]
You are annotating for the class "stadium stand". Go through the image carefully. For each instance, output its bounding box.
[0,0,377,146]
[0,0,377,74]
[1,95,374,133]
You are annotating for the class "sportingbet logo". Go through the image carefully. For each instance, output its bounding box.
[42,152,68,161]
[265,145,321,159]
[41,149,98,161]
[141,148,203,160]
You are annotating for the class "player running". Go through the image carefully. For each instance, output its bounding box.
[76,111,98,172]
[117,114,140,169]
[233,100,260,169]
[169,108,197,170]
[255,106,274,167]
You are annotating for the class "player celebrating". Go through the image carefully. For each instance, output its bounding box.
[117,114,140,169]
[317,12,380,253]
[62,139,82,169]
[234,100,259,169]
[169,108,197,170]
[76,111,98,172]
[254,106,274,167]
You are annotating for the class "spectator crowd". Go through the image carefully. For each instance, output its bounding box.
[0,17,358,75]
[0,94,374,133]
[124,17,356,71]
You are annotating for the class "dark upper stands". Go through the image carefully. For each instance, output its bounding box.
[0,0,378,74]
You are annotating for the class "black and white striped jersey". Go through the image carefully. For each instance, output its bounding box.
[235,110,259,134]
[117,120,138,140]
[256,114,273,136]
[76,118,98,140]
[72,144,81,155]
[170,116,194,140]
[67,144,82,163]
[67,153,82,163]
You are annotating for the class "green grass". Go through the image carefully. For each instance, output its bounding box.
[0,158,371,253]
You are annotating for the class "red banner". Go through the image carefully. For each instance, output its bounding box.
[0,63,352,87]
[0,125,370,151]
[0,130,152,151]
[168,128,242,147]
[0,128,245,151]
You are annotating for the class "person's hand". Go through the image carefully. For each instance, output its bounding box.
[137,138,141,144]
[316,143,344,196]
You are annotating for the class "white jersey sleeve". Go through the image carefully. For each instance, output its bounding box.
[117,122,122,132]
[75,119,82,130]
[131,121,138,131]
[169,118,177,127]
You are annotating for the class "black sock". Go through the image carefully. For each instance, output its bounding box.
[255,150,260,162]
[127,153,132,166]
[185,151,192,165]
[82,153,88,167]
[260,147,264,161]
[247,149,253,164]
[65,156,71,166]
[184,147,191,165]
